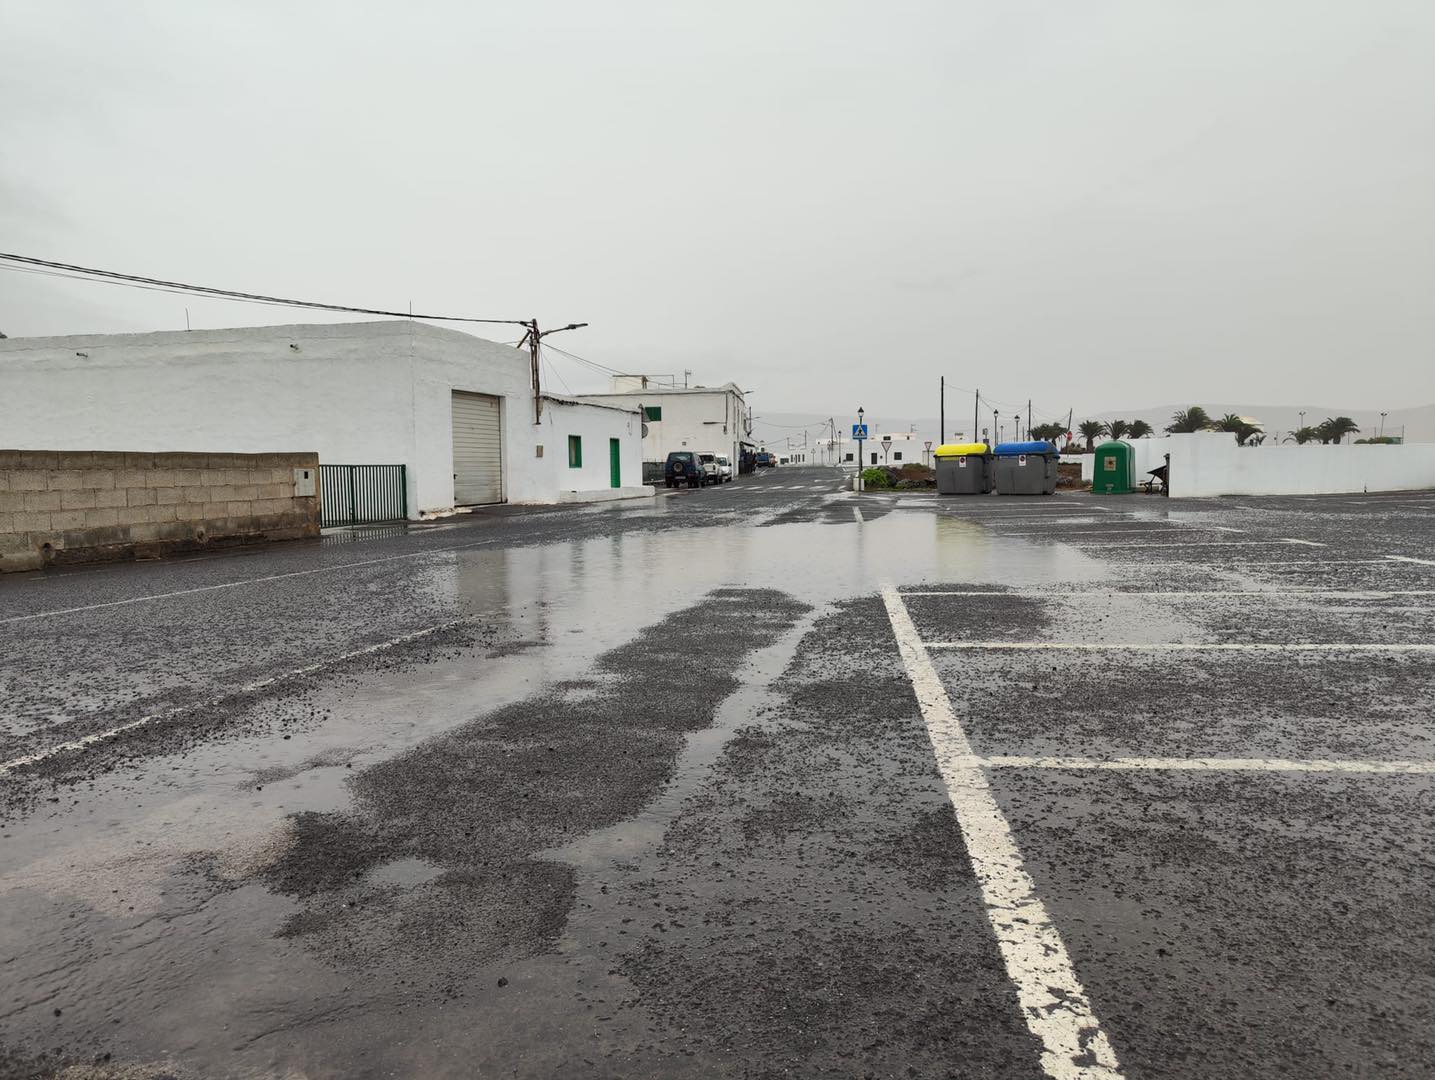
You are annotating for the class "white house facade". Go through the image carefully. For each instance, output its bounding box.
[574,380,749,471]
[0,320,648,517]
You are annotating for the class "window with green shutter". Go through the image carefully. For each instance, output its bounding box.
[643,406,662,421]
[568,435,582,467]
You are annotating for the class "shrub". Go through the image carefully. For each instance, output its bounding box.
[860,467,891,489]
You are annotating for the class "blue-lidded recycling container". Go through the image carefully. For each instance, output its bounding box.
[992,441,1059,495]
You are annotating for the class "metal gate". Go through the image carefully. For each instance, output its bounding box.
[320,465,408,527]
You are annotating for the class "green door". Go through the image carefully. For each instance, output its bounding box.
[609,438,621,488]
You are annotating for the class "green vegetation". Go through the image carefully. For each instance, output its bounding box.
[1317,416,1360,444]
[860,467,891,489]
[1077,420,1105,451]
[1165,406,1214,433]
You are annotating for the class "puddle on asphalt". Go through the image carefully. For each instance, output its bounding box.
[1,508,1129,1073]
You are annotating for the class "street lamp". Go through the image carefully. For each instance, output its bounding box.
[1380,411,1388,438]
[857,406,866,471]
[524,320,589,423]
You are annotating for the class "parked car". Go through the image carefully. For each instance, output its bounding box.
[696,451,722,485]
[665,451,704,488]
[714,454,734,482]
[755,452,774,468]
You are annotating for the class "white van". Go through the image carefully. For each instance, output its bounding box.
[714,454,734,483]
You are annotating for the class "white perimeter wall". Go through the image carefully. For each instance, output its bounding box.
[0,321,637,515]
[1067,433,1435,496]
[1170,434,1435,497]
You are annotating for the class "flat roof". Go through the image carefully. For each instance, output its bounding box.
[576,383,743,398]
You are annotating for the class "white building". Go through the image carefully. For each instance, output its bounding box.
[0,321,650,517]
[833,431,933,468]
[574,378,750,473]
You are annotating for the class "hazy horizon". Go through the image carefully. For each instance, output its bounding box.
[3,1,1432,418]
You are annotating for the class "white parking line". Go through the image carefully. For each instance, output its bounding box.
[881,587,1124,1080]
[1387,555,1435,567]
[972,755,1435,774]
[852,506,865,523]
[0,539,501,625]
[924,641,1435,651]
[1279,538,1326,546]
[1067,541,1324,549]
[900,589,1435,599]
[0,622,458,774]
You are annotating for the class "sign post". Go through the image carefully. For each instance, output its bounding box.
[853,407,867,490]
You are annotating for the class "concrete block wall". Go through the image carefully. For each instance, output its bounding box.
[0,450,320,573]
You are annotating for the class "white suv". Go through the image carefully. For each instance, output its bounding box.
[714,454,734,483]
[696,451,722,486]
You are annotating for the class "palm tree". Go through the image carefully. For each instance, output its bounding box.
[1284,426,1319,445]
[1030,421,1067,442]
[1103,419,1131,440]
[1237,426,1264,446]
[1077,420,1105,451]
[1127,420,1154,439]
[1166,406,1214,433]
[1215,413,1245,433]
[1317,416,1360,444]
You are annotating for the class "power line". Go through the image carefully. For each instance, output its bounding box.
[539,341,626,378]
[0,252,530,326]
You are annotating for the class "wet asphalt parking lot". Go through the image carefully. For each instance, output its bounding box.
[1,467,1433,1079]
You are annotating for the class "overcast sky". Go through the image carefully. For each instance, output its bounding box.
[3,1,1432,424]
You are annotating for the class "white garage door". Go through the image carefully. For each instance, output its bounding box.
[451,391,504,505]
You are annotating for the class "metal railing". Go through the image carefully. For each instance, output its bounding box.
[319,464,408,528]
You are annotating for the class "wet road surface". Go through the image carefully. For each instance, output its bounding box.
[1,469,1433,1078]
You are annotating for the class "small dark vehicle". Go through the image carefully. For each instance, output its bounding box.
[665,451,704,488]
[755,452,774,468]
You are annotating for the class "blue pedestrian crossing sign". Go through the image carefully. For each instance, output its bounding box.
[852,423,869,439]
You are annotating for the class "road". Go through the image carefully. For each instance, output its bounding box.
[2,468,1433,1079]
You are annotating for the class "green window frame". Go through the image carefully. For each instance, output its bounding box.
[568,435,583,468]
[643,406,662,421]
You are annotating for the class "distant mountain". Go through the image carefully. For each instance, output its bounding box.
[751,403,1435,446]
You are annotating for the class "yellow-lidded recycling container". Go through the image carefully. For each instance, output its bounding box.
[934,442,992,495]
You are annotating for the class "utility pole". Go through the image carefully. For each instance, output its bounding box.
[1027,400,1032,440]
[940,377,945,449]
[527,319,541,424]
[520,319,589,424]
[974,390,980,447]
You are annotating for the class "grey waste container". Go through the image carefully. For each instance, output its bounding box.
[992,441,1058,495]
[934,443,991,495]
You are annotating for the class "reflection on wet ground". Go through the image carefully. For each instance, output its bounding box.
[2,474,1433,1077]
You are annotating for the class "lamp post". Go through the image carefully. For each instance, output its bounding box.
[857,406,866,472]
[1380,411,1388,438]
